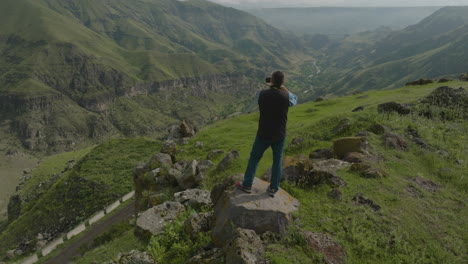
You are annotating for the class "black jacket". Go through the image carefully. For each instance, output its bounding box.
[257,88,290,141]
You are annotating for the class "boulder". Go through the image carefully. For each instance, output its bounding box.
[224,228,265,264]
[260,167,272,182]
[135,202,185,239]
[184,211,215,239]
[382,132,408,151]
[174,189,212,208]
[303,231,347,264]
[333,137,368,159]
[355,131,371,137]
[176,160,203,189]
[148,153,173,170]
[309,148,334,160]
[217,150,240,171]
[207,149,225,160]
[166,168,182,185]
[197,160,214,173]
[352,194,381,211]
[180,120,199,138]
[106,250,156,264]
[414,176,440,193]
[160,140,177,161]
[281,155,312,184]
[377,102,410,115]
[212,178,299,247]
[352,106,364,112]
[304,159,350,187]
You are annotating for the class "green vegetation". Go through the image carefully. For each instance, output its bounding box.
[0,138,160,254]
[147,209,211,264]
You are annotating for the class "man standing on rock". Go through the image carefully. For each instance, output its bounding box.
[237,71,298,197]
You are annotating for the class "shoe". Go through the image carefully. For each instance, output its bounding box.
[267,186,278,197]
[236,182,252,193]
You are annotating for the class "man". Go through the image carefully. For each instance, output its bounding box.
[236,71,298,197]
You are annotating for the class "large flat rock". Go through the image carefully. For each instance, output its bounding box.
[212,178,299,246]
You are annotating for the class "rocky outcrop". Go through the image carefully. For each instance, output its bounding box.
[135,201,185,239]
[224,228,265,264]
[211,177,299,247]
[174,189,212,208]
[382,132,408,151]
[352,193,381,211]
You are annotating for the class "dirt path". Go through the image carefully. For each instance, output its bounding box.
[43,200,135,264]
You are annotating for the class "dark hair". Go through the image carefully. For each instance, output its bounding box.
[271,71,284,88]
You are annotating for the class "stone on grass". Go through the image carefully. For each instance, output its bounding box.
[382,132,408,151]
[352,106,364,112]
[289,136,305,148]
[174,189,212,208]
[186,248,224,264]
[333,137,368,159]
[195,141,204,148]
[368,124,389,135]
[355,131,371,137]
[414,176,440,193]
[212,178,299,247]
[217,150,240,171]
[135,201,185,239]
[352,194,381,211]
[304,231,347,264]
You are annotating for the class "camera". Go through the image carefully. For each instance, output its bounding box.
[265,77,271,83]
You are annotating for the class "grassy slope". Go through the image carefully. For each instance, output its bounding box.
[4,82,467,262]
[171,81,467,263]
[0,138,160,253]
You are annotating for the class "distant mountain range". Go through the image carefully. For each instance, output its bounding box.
[247,7,440,37]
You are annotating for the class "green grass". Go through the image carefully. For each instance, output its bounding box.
[173,81,467,263]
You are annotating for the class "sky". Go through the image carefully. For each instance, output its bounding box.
[208,0,468,8]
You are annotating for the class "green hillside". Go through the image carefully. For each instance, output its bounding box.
[0,0,310,153]
[4,81,467,263]
[0,138,160,255]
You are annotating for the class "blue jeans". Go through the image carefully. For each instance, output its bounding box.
[242,135,285,190]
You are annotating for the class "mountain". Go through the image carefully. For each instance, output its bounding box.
[0,0,308,153]
[247,7,440,37]
[316,6,468,94]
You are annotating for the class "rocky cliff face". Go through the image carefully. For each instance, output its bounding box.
[1,71,251,152]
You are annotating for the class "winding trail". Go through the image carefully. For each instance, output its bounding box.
[43,201,135,264]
